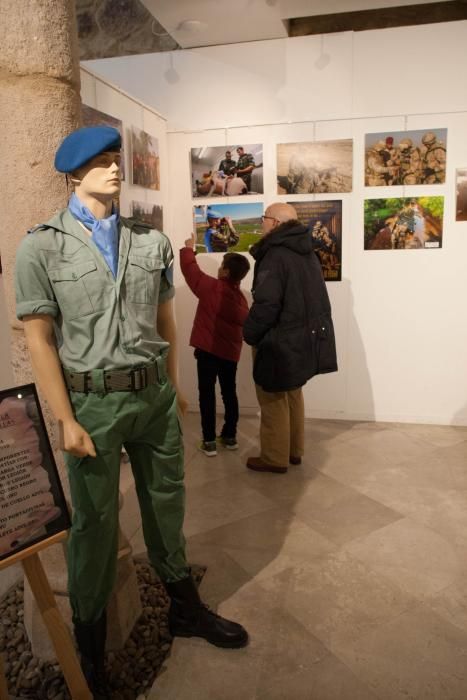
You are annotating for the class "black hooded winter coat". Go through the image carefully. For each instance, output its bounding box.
[243,220,337,392]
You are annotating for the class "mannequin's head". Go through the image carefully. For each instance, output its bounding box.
[70,151,121,200]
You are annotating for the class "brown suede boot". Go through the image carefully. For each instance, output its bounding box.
[246,456,288,474]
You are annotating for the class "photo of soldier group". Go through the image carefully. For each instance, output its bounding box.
[131,126,160,190]
[291,201,342,281]
[131,201,163,231]
[365,129,447,186]
[191,144,263,198]
[455,169,467,221]
[82,104,125,180]
[364,197,444,250]
[277,140,353,194]
[193,203,263,253]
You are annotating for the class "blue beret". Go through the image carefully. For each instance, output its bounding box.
[207,207,223,220]
[54,126,121,173]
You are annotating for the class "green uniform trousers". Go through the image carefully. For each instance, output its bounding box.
[65,366,189,624]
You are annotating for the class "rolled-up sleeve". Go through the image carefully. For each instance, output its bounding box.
[158,235,175,303]
[15,235,58,319]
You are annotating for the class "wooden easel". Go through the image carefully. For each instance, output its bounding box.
[0,532,91,700]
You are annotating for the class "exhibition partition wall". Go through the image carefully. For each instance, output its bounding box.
[86,21,467,426]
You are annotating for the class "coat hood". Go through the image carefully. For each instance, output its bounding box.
[250,220,312,261]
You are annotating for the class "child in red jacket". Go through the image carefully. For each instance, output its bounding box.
[180,234,250,455]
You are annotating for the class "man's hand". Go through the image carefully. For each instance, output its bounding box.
[184,233,196,249]
[59,419,96,458]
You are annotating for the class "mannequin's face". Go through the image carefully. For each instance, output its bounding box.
[73,151,121,199]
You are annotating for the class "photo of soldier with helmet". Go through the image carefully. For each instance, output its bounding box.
[291,200,343,280]
[364,197,444,250]
[365,129,447,186]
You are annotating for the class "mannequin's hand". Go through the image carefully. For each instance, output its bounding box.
[177,393,188,417]
[59,419,96,458]
[184,233,196,249]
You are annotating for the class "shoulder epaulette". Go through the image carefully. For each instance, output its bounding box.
[27,224,48,235]
[122,216,153,231]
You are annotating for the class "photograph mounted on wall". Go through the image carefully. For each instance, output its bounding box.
[455,169,467,221]
[191,144,263,198]
[131,201,163,231]
[364,197,444,250]
[291,200,342,281]
[0,384,70,562]
[193,202,263,253]
[82,104,125,180]
[365,129,447,186]
[131,126,160,190]
[277,139,353,194]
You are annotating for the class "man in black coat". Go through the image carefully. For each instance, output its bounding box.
[243,203,337,474]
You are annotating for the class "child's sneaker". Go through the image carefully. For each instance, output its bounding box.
[218,436,239,450]
[199,440,217,456]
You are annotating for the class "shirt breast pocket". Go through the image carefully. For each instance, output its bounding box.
[49,260,96,319]
[126,255,165,305]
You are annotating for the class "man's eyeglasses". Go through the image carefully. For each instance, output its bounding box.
[261,215,278,223]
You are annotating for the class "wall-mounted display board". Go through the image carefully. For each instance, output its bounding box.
[277,140,353,194]
[291,200,343,281]
[193,202,263,253]
[364,197,444,250]
[455,169,467,221]
[131,126,160,190]
[0,384,70,563]
[365,129,447,186]
[82,104,126,181]
[191,144,263,197]
[131,200,163,231]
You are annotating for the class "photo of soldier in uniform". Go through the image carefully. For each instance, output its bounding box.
[364,197,444,250]
[455,169,467,221]
[191,144,263,198]
[277,140,353,194]
[131,126,160,190]
[131,201,163,231]
[365,129,447,186]
[82,104,125,180]
[291,200,342,281]
[193,203,263,253]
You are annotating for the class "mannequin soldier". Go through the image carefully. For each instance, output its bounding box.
[15,126,248,699]
[421,132,446,184]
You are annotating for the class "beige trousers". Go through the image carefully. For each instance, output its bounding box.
[255,384,305,467]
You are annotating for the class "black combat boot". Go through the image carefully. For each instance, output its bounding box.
[164,576,249,648]
[74,612,110,700]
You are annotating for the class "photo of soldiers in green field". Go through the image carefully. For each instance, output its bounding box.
[364,197,444,250]
[365,129,447,186]
[193,203,263,253]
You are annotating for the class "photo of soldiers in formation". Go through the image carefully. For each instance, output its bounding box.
[364,197,444,250]
[292,200,342,280]
[191,144,263,197]
[277,140,353,194]
[455,169,467,221]
[131,200,163,231]
[131,125,160,190]
[365,129,447,186]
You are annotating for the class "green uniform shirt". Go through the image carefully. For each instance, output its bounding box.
[236,153,255,171]
[15,208,174,372]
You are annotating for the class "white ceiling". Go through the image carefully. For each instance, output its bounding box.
[141,0,453,48]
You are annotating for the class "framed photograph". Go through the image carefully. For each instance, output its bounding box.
[131,201,163,230]
[193,202,263,253]
[277,139,353,194]
[82,104,125,180]
[131,126,160,190]
[456,169,467,221]
[364,129,447,186]
[291,200,343,281]
[364,197,444,250]
[191,144,263,198]
[0,384,70,563]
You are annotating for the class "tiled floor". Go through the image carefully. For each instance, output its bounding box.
[128,412,467,700]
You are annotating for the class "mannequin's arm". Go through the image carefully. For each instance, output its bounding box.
[22,314,96,458]
[156,299,188,415]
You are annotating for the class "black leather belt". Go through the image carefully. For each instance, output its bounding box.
[64,362,162,393]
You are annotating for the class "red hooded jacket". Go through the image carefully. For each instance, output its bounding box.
[180,248,249,362]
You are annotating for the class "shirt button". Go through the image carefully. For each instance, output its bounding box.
[72,273,77,279]
[120,315,125,322]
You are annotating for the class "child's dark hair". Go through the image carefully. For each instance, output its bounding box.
[222,253,250,282]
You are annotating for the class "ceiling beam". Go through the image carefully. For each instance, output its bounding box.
[287,1,467,37]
